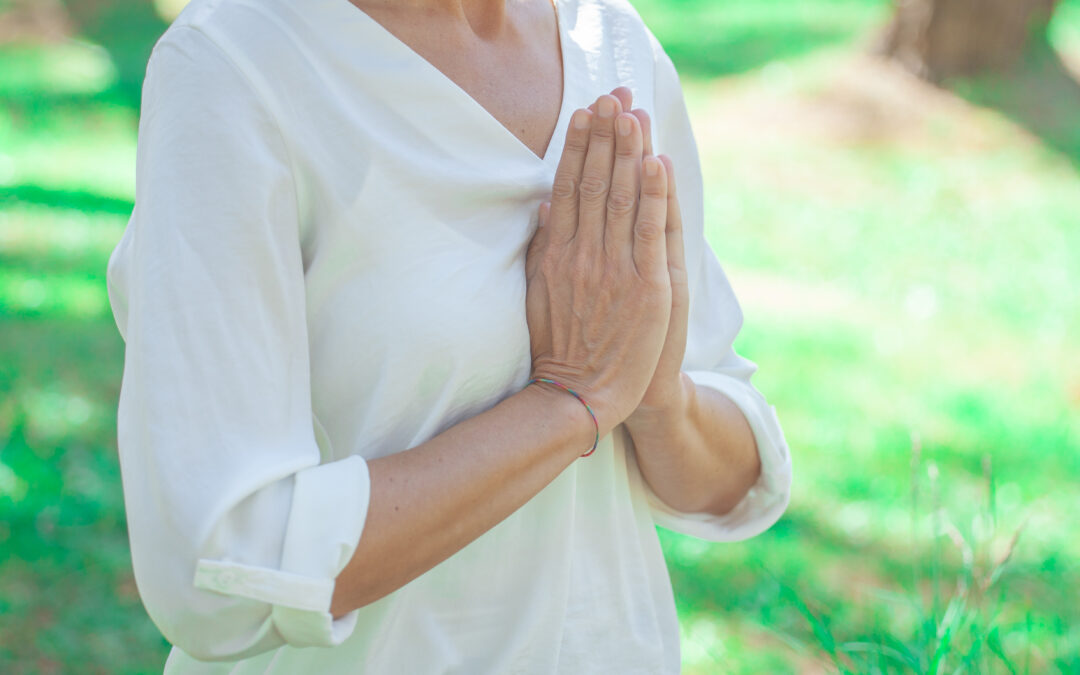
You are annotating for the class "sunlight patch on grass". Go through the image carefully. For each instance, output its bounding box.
[0,458,28,502]
[0,269,109,319]
[19,388,101,444]
[1,130,137,200]
[680,612,806,674]
[0,41,117,97]
[0,205,127,257]
[1051,0,1080,54]
[0,43,137,198]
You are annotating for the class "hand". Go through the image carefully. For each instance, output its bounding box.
[525,93,672,437]
[593,88,692,419]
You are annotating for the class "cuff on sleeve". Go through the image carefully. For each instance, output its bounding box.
[194,454,371,648]
[646,370,792,542]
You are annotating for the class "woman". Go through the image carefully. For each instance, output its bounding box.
[106,0,792,671]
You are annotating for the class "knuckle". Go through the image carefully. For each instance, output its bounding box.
[606,188,636,217]
[615,137,639,158]
[565,131,590,153]
[670,273,690,295]
[635,219,664,242]
[578,174,609,201]
[591,124,615,140]
[539,251,561,277]
[641,180,667,199]
[552,174,578,200]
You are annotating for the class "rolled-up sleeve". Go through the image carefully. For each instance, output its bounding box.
[106,26,369,661]
[642,32,793,542]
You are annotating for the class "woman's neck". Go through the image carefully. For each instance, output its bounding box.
[351,0,512,39]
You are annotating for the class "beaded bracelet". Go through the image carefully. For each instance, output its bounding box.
[527,377,599,457]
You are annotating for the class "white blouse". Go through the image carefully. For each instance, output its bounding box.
[106,0,792,671]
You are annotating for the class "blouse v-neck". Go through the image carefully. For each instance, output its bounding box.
[332,0,575,165]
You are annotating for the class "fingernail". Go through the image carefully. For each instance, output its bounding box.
[573,110,590,130]
[616,116,631,137]
[597,97,615,118]
[644,157,659,177]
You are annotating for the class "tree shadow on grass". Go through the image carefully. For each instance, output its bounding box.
[663,23,860,79]
[948,41,1080,171]
[0,183,133,216]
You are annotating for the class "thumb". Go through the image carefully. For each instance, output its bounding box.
[526,201,551,280]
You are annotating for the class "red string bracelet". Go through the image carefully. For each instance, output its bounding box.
[527,377,599,457]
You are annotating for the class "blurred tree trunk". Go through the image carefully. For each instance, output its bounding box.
[882,0,1059,80]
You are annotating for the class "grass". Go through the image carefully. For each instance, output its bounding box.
[778,450,1041,673]
[634,0,1080,671]
[2,0,1079,672]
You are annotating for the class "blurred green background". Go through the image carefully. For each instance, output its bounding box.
[1,0,1078,672]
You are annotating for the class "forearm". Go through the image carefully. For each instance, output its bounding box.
[624,373,761,516]
[330,383,592,617]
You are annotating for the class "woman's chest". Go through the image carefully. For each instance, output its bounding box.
[298,152,547,456]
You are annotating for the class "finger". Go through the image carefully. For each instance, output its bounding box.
[657,155,685,279]
[633,155,668,280]
[577,94,621,249]
[657,155,689,362]
[658,155,688,319]
[610,86,633,112]
[604,112,643,258]
[587,86,632,113]
[549,108,593,242]
[526,201,551,281]
[631,108,653,157]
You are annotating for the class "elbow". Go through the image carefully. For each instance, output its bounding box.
[162,619,275,664]
[133,549,359,661]
[121,456,371,660]
[134,559,284,662]
[146,604,277,662]
[704,439,764,517]
[705,480,756,519]
[722,465,793,539]
[703,434,792,540]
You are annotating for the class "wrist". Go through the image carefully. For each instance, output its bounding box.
[625,372,695,434]
[520,379,599,459]
[527,362,621,437]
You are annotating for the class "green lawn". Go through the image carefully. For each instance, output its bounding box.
[2,0,1078,672]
